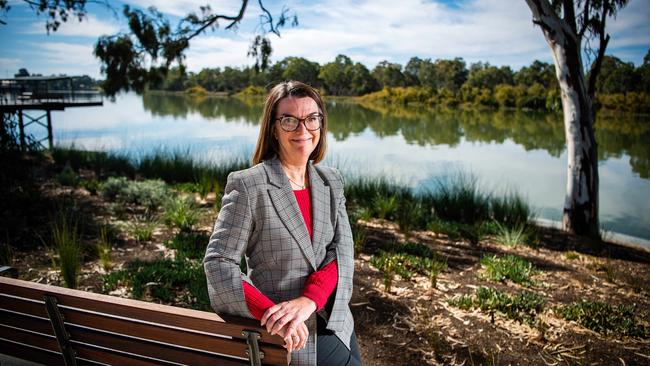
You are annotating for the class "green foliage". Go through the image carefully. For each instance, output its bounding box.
[564,251,580,260]
[51,215,81,289]
[101,177,167,210]
[490,191,531,229]
[0,240,13,266]
[129,220,157,244]
[103,258,210,311]
[480,254,537,286]
[185,86,208,95]
[373,193,398,220]
[236,85,266,97]
[96,225,113,271]
[56,163,78,186]
[165,232,209,260]
[51,146,135,178]
[448,287,545,325]
[164,195,198,232]
[493,221,534,247]
[79,178,101,195]
[370,241,446,291]
[559,300,649,338]
[429,174,490,225]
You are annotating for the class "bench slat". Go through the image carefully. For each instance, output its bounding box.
[0,338,64,366]
[0,309,54,336]
[0,324,60,354]
[67,325,251,366]
[0,293,48,318]
[61,306,288,365]
[0,277,283,346]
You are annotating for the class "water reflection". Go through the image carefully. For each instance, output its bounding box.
[141,93,650,178]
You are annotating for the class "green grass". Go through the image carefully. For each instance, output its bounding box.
[493,221,534,247]
[558,300,649,338]
[370,242,447,291]
[448,286,545,325]
[490,191,531,228]
[165,232,210,259]
[427,173,490,225]
[129,220,157,244]
[51,146,135,178]
[51,215,82,289]
[164,195,199,232]
[96,225,113,271]
[480,254,537,286]
[103,257,210,311]
[564,251,580,260]
[56,163,78,186]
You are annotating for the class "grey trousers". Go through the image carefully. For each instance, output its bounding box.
[317,316,362,366]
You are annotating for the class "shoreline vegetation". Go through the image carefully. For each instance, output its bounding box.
[149,51,650,113]
[1,147,649,365]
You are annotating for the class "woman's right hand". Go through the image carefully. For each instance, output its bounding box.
[279,321,309,353]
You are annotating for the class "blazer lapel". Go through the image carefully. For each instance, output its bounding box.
[308,162,330,264]
[264,158,317,271]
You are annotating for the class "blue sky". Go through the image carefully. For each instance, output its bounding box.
[0,0,648,79]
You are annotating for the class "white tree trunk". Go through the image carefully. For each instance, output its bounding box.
[525,0,600,238]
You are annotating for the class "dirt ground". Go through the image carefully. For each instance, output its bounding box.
[7,163,650,366]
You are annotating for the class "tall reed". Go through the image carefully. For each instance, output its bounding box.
[51,215,81,289]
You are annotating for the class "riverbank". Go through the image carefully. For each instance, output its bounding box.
[1,149,649,365]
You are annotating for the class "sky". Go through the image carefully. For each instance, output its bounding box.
[0,0,648,79]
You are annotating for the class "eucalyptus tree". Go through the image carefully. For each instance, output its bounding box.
[525,0,628,239]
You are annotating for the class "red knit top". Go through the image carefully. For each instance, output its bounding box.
[242,188,339,320]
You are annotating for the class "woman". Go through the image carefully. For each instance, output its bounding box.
[204,81,361,366]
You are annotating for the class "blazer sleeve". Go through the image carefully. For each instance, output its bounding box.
[323,170,355,331]
[204,172,255,319]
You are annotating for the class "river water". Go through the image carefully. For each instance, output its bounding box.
[35,92,650,246]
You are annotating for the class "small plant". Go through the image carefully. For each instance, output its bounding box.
[370,245,446,292]
[130,220,157,244]
[351,224,367,257]
[96,226,113,271]
[101,177,167,210]
[103,258,210,311]
[559,300,649,338]
[490,191,531,229]
[396,198,426,233]
[164,195,199,232]
[79,178,101,195]
[480,254,537,286]
[427,219,462,240]
[51,215,81,289]
[373,193,398,220]
[448,286,545,325]
[494,221,530,247]
[165,232,210,260]
[564,251,580,260]
[429,173,490,225]
[56,163,78,186]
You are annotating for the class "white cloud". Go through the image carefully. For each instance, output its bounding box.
[24,42,101,77]
[185,36,253,70]
[23,14,121,38]
[123,0,246,18]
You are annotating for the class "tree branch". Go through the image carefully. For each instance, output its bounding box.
[563,0,577,34]
[577,0,591,38]
[587,1,610,97]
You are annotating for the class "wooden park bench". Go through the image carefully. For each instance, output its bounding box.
[0,275,289,365]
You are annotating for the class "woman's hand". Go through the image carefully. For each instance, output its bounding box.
[278,321,309,352]
[261,296,317,344]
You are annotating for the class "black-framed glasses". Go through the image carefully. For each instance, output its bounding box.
[275,113,323,132]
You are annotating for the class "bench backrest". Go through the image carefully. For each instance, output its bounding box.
[0,277,288,365]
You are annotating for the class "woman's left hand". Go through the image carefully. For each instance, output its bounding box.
[261,296,317,337]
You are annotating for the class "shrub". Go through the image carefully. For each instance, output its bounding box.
[79,178,101,195]
[103,258,210,311]
[166,232,210,260]
[493,221,533,247]
[56,163,78,186]
[129,220,157,244]
[371,243,446,291]
[164,196,199,232]
[373,193,398,220]
[101,178,168,210]
[448,287,545,325]
[480,254,537,286]
[559,300,649,338]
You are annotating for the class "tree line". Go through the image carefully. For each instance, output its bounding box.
[156,50,650,112]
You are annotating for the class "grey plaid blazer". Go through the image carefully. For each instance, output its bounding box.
[204,157,355,366]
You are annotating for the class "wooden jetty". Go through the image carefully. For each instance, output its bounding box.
[1,76,103,150]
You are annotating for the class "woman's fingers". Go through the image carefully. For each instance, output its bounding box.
[296,322,309,350]
[261,303,282,326]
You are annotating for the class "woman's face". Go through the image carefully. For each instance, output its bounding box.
[274,96,321,164]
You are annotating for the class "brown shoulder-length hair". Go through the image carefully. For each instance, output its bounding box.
[252,80,328,165]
